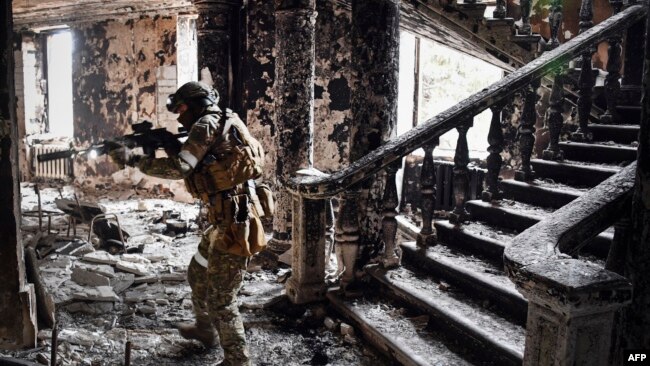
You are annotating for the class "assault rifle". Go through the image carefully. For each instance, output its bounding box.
[37,121,188,162]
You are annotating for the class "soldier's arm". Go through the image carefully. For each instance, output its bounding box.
[136,115,221,179]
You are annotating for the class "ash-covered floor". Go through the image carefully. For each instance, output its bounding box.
[1,182,390,366]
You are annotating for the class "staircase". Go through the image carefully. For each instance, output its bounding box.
[322,14,643,366]
[284,2,645,365]
[327,110,639,365]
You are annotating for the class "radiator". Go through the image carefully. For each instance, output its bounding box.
[32,144,72,180]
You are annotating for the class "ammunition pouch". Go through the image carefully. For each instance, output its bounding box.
[207,192,266,257]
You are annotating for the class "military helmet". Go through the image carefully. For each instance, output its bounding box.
[166,81,219,113]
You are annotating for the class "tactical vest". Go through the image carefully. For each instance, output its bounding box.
[184,110,265,199]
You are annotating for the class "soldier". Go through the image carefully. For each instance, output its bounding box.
[109,81,266,366]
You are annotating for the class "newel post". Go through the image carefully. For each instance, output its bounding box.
[514,261,632,366]
[285,171,328,304]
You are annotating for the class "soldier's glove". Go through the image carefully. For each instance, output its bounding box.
[107,141,141,168]
[164,139,182,157]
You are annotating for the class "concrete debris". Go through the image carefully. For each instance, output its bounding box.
[340,323,354,336]
[76,263,116,278]
[82,251,119,265]
[71,267,111,287]
[68,243,96,256]
[115,261,150,276]
[137,305,157,315]
[240,282,285,309]
[324,317,338,331]
[72,286,120,302]
[343,334,358,345]
[64,301,114,315]
[160,273,186,282]
[110,273,135,294]
[121,254,151,264]
[137,200,152,211]
[278,249,292,266]
[134,275,159,284]
[55,239,93,256]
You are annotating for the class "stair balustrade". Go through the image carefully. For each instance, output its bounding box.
[285,6,646,364]
[504,163,636,365]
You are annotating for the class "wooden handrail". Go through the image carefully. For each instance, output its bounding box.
[287,4,646,199]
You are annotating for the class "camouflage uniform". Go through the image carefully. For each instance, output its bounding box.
[135,105,264,366]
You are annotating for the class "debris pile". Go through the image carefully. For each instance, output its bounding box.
[1,183,388,365]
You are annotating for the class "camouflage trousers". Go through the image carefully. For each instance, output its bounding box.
[187,224,250,366]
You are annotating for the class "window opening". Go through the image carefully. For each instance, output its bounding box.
[46,30,74,138]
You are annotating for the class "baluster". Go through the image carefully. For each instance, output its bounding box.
[547,0,562,50]
[571,0,594,141]
[417,139,439,247]
[543,73,565,161]
[381,161,402,268]
[449,119,472,224]
[482,104,505,202]
[600,0,623,124]
[606,216,631,275]
[519,0,532,35]
[493,0,507,19]
[335,190,361,292]
[515,81,539,181]
[324,199,337,276]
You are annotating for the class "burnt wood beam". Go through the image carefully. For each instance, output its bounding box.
[482,104,505,201]
[286,5,647,199]
[417,139,439,247]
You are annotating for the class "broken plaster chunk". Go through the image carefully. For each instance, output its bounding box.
[76,263,116,278]
[68,243,95,256]
[340,323,354,336]
[82,251,119,265]
[121,253,151,264]
[137,305,157,315]
[137,200,152,212]
[111,273,136,294]
[72,286,120,302]
[116,261,150,276]
[71,267,111,287]
[64,301,114,315]
[324,317,338,331]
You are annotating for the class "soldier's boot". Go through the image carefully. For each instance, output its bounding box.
[177,319,217,347]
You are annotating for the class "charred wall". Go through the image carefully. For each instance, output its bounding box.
[244,0,353,181]
[70,16,177,177]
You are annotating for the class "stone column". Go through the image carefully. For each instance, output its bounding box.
[620,5,650,352]
[0,1,37,349]
[270,0,317,253]
[192,0,243,111]
[350,0,400,264]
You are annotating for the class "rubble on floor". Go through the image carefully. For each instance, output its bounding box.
[0,183,388,366]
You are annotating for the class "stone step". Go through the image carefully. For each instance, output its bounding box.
[435,219,509,261]
[327,291,475,366]
[400,241,528,325]
[616,104,641,122]
[589,123,640,144]
[559,141,637,164]
[531,158,621,187]
[366,265,525,366]
[466,199,612,257]
[499,179,583,209]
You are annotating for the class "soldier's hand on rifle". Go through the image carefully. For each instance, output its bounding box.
[164,139,182,157]
[106,140,141,168]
